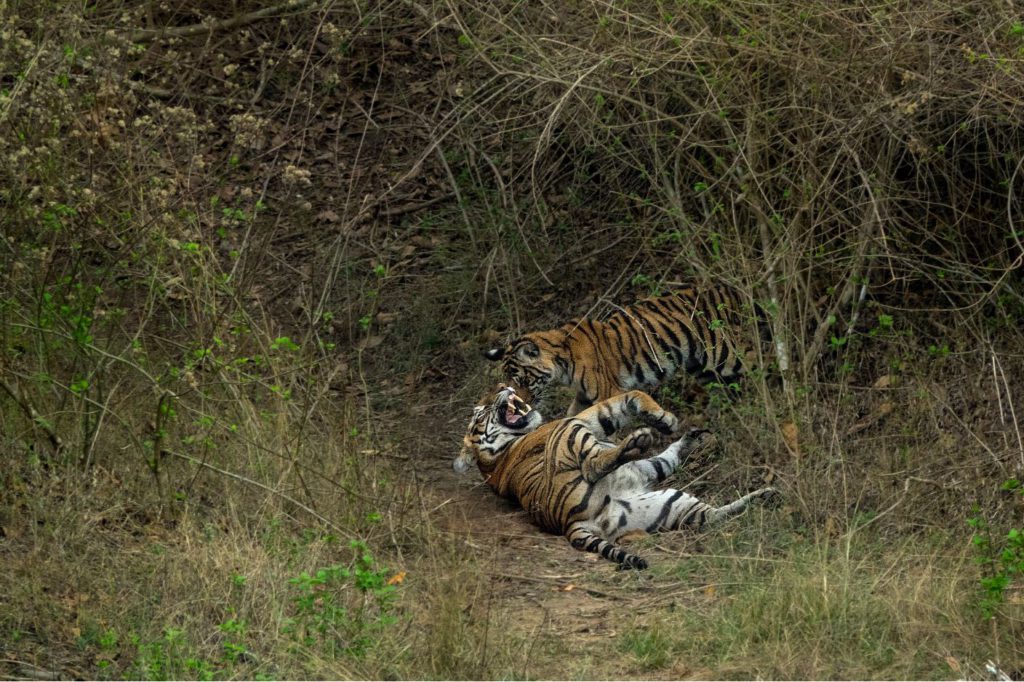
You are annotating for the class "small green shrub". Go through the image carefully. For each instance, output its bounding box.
[968,479,1024,618]
[282,540,399,658]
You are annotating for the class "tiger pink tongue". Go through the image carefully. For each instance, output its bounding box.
[506,407,521,424]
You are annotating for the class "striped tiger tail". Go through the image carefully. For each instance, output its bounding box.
[566,522,648,570]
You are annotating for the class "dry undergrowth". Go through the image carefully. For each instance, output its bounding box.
[1,0,1023,679]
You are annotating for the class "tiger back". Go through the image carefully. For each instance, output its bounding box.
[484,283,767,416]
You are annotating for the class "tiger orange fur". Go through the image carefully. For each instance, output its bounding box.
[454,385,780,569]
[485,284,767,416]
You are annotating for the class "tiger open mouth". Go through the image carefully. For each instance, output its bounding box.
[501,391,532,427]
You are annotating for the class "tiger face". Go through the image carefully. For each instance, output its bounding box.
[453,384,542,474]
[483,333,567,406]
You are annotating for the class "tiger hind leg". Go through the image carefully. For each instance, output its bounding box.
[601,486,781,542]
[703,487,781,527]
[615,428,713,486]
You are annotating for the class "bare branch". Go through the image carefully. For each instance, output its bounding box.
[166,449,354,537]
[127,0,319,43]
[0,375,63,457]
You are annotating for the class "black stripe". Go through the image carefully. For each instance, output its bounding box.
[680,503,704,527]
[650,323,678,366]
[636,340,660,381]
[553,477,585,521]
[608,321,627,355]
[714,340,730,374]
[633,362,646,386]
[646,490,683,532]
[658,322,684,365]
[567,485,595,517]
[679,324,704,374]
[567,424,585,444]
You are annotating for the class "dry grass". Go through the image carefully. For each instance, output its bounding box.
[618,532,1001,679]
[1,0,1023,679]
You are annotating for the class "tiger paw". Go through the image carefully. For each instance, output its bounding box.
[671,428,717,463]
[621,428,655,459]
[617,554,649,571]
[641,409,678,435]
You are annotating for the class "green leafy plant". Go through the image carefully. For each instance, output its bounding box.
[130,627,213,680]
[282,540,399,658]
[629,273,661,295]
[270,336,299,352]
[968,479,1024,618]
[217,617,249,664]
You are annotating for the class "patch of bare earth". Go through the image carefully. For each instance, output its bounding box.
[395,394,736,679]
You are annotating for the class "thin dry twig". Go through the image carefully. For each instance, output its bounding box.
[991,351,1024,470]
[166,449,354,536]
[0,375,63,456]
[127,0,319,43]
[493,571,619,600]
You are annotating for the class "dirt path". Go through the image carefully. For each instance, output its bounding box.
[393,404,719,679]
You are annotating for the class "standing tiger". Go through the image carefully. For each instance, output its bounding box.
[454,384,780,569]
[484,283,766,416]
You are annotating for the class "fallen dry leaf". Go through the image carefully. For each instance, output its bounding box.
[357,335,384,350]
[846,401,895,436]
[780,421,800,458]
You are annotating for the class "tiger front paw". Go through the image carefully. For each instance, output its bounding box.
[641,409,678,435]
[621,427,655,460]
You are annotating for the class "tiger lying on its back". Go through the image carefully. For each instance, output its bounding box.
[454,384,779,569]
[484,283,766,416]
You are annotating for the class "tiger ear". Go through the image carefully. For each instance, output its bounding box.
[483,348,505,361]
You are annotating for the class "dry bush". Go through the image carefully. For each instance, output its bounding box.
[439,0,1024,534]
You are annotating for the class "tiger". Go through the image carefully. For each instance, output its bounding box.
[484,283,767,416]
[454,384,780,569]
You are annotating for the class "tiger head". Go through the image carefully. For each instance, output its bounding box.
[453,384,542,474]
[483,330,568,407]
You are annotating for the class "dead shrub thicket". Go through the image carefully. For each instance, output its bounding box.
[440,0,1024,520]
